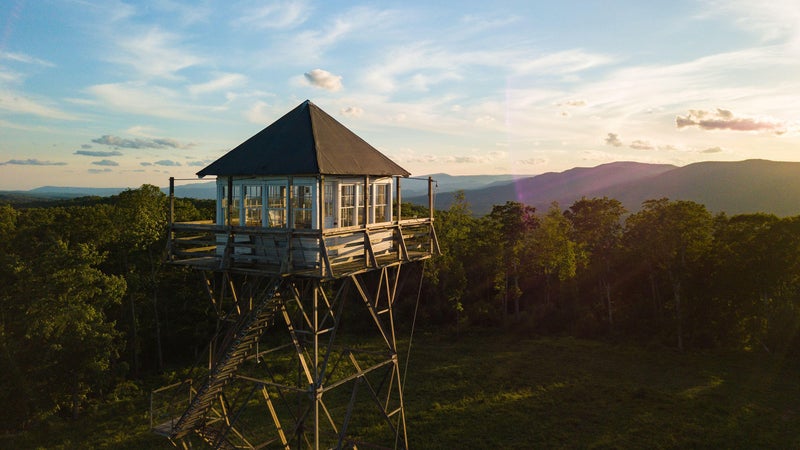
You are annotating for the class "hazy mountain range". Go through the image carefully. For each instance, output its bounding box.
[4,159,800,217]
[421,159,800,216]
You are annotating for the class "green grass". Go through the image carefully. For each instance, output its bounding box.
[404,331,800,449]
[4,331,800,449]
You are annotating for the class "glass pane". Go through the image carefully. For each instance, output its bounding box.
[357,184,365,226]
[292,185,312,229]
[266,185,286,228]
[340,184,355,227]
[222,185,241,225]
[244,185,262,226]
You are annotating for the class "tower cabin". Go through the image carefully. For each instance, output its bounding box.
[167,100,438,278]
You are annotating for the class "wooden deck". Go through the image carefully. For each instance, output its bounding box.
[167,218,438,279]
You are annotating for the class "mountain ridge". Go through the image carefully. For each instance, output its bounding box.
[5,159,800,217]
[427,159,800,216]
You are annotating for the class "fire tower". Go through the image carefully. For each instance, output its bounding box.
[150,100,438,449]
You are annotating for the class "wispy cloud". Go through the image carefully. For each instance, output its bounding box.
[189,73,247,95]
[630,140,654,150]
[92,134,191,149]
[513,49,615,75]
[285,6,399,62]
[0,90,77,120]
[245,100,274,124]
[85,82,201,120]
[154,160,181,166]
[703,0,800,44]
[0,159,67,166]
[92,159,119,166]
[341,106,364,117]
[74,150,123,157]
[0,51,55,67]
[676,108,787,134]
[235,0,311,29]
[111,27,204,79]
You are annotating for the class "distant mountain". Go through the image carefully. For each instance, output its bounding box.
[168,181,216,199]
[28,186,128,197]
[5,182,217,202]
[407,173,523,197]
[9,160,800,217]
[426,160,800,217]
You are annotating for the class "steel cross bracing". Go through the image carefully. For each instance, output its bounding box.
[151,264,413,449]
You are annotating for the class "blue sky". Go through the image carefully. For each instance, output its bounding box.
[1,0,799,189]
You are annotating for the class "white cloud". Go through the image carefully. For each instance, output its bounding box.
[155,160,181,166]
[92,159,119,166]
[189,73,247,95]
[0,51,55,67]
[604,133,623,147]
[0,89,77,120]
[0,158,67,166]
[112,27,204,79]
[630,140,654,150]
[75,150,123,157]
[245,100,274,124]
[341,106,364,117]
[676,108,787,134]
[86,82,201,120]
[235,1,311,29]
[702,0,800,44]
[91,134,191,149]
[304,69,343,91]
[513,49,615,75]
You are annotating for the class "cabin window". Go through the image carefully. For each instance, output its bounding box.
[266,184,287,228]
[374,183,390,223]
[292,184,313,229]
[244,185,263,226]
[340,184,356,227]
[357,184,365,226]
[221,184,241,226]
[323,183,335,228]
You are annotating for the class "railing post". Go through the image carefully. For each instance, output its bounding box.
[364,176,370,267]
[169,177,175,226]
[168,177,175,261]
[396,176,402,223]
[428,176,434,254]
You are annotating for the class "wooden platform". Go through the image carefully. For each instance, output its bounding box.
[167,219,438,279]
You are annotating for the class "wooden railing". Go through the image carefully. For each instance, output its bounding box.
[166,218,437,278]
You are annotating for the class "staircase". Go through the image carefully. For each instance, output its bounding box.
[164,277,284,442]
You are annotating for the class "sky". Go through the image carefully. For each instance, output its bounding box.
[1,0,799,190]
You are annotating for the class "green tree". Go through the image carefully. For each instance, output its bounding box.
[0,216,125,427]
[623,199,713,351]
[529,203,579,306]
[486,201,538,323]
[109,185,168,375]
[565,197,626,329]
[426,191,473,329]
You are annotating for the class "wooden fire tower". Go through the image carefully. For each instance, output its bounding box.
[150,100,438,449]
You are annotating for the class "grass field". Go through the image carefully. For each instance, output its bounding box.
[4,330,800,449]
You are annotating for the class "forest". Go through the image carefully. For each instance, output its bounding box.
[1,184,800,436]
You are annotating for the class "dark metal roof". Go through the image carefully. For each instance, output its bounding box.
[197,100,410,178]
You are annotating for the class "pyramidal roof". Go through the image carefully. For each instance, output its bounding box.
[197,100,410,178]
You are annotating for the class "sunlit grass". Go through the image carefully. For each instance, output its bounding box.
[3,331,800,449]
